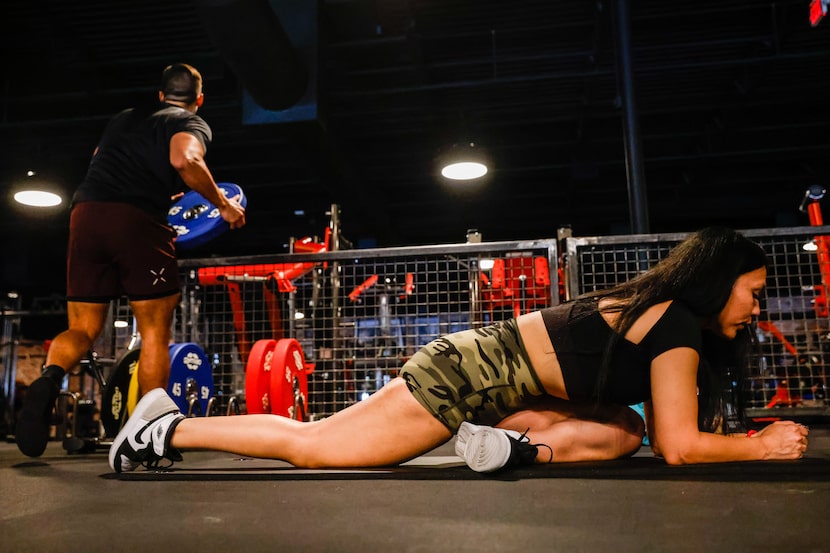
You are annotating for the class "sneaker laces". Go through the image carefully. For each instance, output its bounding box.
[141,456,176,471]
[514,428,553,465]
[117,447,181,472]
[136,446,183,471]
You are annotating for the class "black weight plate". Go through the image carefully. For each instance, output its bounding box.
[100,348,140,438]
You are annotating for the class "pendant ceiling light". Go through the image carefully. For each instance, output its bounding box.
[438,142,491,181]
[14,190,62,207]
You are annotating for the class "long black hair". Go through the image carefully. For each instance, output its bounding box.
[581,227,768,432]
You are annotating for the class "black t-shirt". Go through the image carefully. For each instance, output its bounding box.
[541,299,703,404]
[72,102,212,220]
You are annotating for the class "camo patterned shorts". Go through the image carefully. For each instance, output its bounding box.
[400,319,545,433]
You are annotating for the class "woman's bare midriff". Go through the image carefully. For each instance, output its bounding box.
[516,311,570,400]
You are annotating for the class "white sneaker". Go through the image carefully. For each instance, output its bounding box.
[455,421,540,473]
[108,388,185,473]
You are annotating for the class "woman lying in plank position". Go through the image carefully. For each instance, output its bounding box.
[109,227,809,473]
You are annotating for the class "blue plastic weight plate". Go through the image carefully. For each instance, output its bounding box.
[168,182,247,250]
[167,342,214,416]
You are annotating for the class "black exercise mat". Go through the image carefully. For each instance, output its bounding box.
[103,455,830,483]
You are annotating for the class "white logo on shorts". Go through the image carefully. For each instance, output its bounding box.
[150,268,167,286]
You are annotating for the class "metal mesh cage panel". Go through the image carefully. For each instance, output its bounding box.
[173,240,558,419]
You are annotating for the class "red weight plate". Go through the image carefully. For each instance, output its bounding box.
[269,339,309,419]
[293,363,311,421]
[244,339,277,414]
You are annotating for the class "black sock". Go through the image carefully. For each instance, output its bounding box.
[41,365,65,387]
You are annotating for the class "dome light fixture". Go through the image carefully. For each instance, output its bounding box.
[438,142,491,181]
[441,161,488,180]
[14,189,63,207]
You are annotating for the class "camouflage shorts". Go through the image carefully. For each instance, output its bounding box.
[400,319,545,433]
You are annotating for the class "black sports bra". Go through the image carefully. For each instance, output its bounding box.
[539,298,702,404]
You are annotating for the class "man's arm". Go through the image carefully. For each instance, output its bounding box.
[169,131,245,228]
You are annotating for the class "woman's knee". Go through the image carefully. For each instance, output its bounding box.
[578,404,645,458]
[614,405,646,456]
[619,405,646,436]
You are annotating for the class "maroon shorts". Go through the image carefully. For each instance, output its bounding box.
[67,201,181,302]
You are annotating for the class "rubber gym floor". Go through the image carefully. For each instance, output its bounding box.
[1,427,829,553]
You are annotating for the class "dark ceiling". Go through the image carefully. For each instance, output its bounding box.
[2,0,830,303]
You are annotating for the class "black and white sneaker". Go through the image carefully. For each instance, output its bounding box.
[108,388,185,473]
[455,421,543,473]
